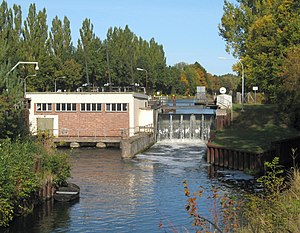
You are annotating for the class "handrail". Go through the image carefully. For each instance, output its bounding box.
[35,125,154,139]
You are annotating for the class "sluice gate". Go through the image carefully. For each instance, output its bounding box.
[157,113,215,141]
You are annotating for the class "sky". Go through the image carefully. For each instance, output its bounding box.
[5,0,237,75]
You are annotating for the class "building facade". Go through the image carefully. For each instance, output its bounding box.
[26,92,153,138]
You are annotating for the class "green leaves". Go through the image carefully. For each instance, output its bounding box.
[0,139,71,226]
[219,0,300,102]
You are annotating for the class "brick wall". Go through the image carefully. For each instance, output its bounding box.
[34,103,129,137]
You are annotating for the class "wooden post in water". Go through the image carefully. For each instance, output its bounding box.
[211,147,215,164]
[228,151,234,169]
[215,148,219,166]
[219,149,224,167]
[224,149,229,168]
[239,152,244,170]
[207,148,211,163]
[234,151,239,170]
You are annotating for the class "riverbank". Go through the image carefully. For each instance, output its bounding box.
[0,137,70,227]
[210,104,300,153]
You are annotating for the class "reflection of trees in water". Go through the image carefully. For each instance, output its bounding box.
[5,199,78,233]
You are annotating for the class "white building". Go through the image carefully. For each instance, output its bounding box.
[26,92,154,139]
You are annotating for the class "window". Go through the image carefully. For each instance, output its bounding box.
[105,103,128,112]
[56,103,76,112]
[106,104,110,111]
[80,103,102,112]
[36,103,52,112]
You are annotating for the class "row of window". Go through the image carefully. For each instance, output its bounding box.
[36,103,128,112]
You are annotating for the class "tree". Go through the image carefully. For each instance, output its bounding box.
[22,4,53,91]
[0,1,22,66]
[278,46,300,129]
[62,59,82,91]
[193,62,208,87]
[219,0,300,102]
[77,18,103,89]
[0,65,28,139]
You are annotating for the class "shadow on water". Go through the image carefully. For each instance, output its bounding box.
[0,199,78,233]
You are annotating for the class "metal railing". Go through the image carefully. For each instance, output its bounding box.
[35,125,154,140]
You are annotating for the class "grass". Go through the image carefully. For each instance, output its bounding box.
[239,168,300,233]
[211,104,300,152]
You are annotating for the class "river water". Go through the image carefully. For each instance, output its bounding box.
[2,139,251,233]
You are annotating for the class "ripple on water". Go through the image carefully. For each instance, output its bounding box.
[5,141,245,233]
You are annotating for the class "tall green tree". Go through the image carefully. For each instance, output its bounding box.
[22,4,52,91]
[0,65,28,139]
[219,0,300,101]
[49,16,80,91]
[77,18,103,89]
[278,46,300,129]
[105,25,136,86]
[0,1,22,66]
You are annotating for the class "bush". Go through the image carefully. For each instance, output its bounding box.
[0,138,70,227]
[242,157,300,233]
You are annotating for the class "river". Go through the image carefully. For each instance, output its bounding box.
[2,139,251,233]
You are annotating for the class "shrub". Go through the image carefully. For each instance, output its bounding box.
[0,138,70,227]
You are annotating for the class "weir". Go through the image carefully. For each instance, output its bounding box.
[157,113,215,142]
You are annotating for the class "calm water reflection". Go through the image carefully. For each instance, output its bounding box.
[3,140,242,233]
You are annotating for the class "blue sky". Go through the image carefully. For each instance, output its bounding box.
[5,0,236,75]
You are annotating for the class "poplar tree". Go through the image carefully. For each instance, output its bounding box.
[105,25,135,86]
[22,4,51,91]
[0,1,22,66]
[50,16,81,91]
[77,18,103,88]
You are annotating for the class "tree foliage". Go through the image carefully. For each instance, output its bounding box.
[277,46,300,129]
[219,0,300,101]
[0,0,232,99]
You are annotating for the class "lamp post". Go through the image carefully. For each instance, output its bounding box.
[136,67,148,95]
[218,57,245,111]
[24,74,37,97]
[54,76,66,92]
[6,61,39,91]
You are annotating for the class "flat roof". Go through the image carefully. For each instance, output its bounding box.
[26,92,148,99]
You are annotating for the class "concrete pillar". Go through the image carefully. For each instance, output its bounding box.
[70,142,80,148]
[96,142,107,148]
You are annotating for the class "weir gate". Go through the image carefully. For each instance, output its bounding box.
[156,107,216,142]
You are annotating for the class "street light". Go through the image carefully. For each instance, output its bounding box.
[24,74,37,97]
[6,61,39,91]
[218,57,245,111]
[136,67,148,95]
[54,76,66,92]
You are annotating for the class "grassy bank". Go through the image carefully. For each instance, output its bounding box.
[211,104,300,152]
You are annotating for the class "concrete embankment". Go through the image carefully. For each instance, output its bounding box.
[121,133,156,159]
